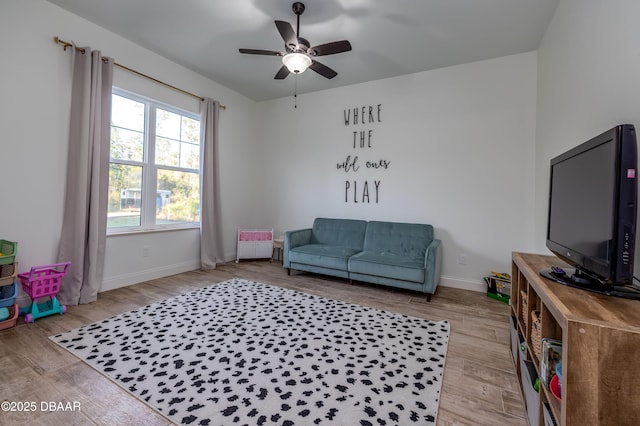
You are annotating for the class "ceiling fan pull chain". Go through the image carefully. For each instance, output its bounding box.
[294,74,298,109]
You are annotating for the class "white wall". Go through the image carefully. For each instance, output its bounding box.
[535,0,640,255]
[259,52,538,290]
[0,0,540,296]
[0,0,260,296]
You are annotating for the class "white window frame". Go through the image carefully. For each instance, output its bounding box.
[108,88,201,234]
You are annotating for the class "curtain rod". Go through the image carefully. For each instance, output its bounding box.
[54,36,226,110]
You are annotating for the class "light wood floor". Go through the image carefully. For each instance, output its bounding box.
[0,261,527,425]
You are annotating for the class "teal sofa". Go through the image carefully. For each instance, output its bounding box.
[284,218,442,301]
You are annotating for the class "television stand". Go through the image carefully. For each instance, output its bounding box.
[540,267,640,300]
[512,253,640,426]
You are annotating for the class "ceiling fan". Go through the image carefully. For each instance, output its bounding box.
[239,2,352,80]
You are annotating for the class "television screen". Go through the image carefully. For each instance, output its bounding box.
[547,139,617,277]
[544,124,640,299]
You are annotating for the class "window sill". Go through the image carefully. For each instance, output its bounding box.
[107,225,200,237]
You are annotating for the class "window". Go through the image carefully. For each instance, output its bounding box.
[108,89,201,231]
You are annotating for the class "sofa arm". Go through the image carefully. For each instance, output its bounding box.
[423,239,443,296]
[283,228,312,268]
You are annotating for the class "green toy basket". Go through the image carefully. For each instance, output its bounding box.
[0,240,17,265]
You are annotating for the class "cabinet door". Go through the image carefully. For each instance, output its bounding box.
[255,241,273,258]
[237,242,256,259]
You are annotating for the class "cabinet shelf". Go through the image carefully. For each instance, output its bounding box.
[510,252,640,426]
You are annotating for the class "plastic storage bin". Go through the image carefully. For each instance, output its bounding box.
[0,281,18,308]
[0,262,17,286]
[0,240,17,266]
[0,303,19,330]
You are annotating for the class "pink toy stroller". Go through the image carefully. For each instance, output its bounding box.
[18,262,70,323]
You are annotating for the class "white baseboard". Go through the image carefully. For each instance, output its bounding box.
[100,262,486,294]
[100,260,201,293]
[439,275,486,293]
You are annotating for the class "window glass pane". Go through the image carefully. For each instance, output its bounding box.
[111,127,144,162]
[156,108,181,139]
[108,164,143,228]
[156,169,200,225]
[181,116,200,144]
[181,116,200,169]
[111,95,144,132]
[180,142,200,169]
[155,136,180,167]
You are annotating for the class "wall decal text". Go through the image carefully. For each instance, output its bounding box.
[338,104,389,204]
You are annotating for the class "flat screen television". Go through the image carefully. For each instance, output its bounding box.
[542,124,640,299]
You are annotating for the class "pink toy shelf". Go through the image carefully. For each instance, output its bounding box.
[18,261,70,323]
[236,228,274,262]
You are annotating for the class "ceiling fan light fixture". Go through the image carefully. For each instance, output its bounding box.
[240,2,350,81]
[282,52,312,74]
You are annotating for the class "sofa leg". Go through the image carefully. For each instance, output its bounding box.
[426,293,432,302]
[286,268,291,275]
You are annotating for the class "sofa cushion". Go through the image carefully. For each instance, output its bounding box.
[349,251,425,283]
[363,221,433,261]
[290,244,361,270]
[311,218,367,250]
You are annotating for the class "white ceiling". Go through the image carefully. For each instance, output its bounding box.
[46,0,559,102]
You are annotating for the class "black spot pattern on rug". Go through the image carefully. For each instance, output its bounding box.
[51,278,449,425]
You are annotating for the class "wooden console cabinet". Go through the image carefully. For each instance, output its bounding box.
[510,252,640,426]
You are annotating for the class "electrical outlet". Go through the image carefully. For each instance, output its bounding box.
[458,253,467,265]
[143,247,150,257]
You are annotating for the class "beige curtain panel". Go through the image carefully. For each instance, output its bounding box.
[57,45,113,305]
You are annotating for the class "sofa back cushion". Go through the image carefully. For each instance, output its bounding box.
[311,218,367,250]
[363,221,433,260]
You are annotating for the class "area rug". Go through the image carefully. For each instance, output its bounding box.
[50,278,450,425]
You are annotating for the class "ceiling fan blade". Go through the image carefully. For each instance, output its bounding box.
[309,60,338,79]
[275,20,298,49]
[308,40,352,57]
[239,48,283,56]
[274,65,290,80]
